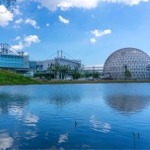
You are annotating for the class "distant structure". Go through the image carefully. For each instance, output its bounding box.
[35,50,81,79]
[82,65,103,74]
[36,50,81,72]
[103,48,150,80]
[0,43,29,73]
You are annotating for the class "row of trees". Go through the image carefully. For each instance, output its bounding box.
[34,63,101,80]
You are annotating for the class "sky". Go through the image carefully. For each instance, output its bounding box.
[0,0,150,65]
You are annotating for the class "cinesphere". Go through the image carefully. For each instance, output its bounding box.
[103,48,150,80]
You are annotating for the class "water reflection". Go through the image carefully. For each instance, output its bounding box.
[0,92,29,115]
[90,115,111,133]
[0,132,14,150]
[105,94,150,114]
[49,92,81,107]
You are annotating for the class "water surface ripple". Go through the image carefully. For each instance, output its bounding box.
[0,83,150,149]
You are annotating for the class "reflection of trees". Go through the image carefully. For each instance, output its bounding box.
[49,92,81,108]
[0,92,29,114]
[105,94,150,114]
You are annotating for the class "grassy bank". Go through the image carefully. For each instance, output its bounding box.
[0,70,150,85]
[0,70,42,85]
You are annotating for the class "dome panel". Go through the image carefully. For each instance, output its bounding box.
[103,48,150,80]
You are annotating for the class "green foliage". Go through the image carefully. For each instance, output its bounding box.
[0,70,40,85]
[92,72,100,79]
[72,72,81,79]
[48,64,70,79]
[124,69,132,80]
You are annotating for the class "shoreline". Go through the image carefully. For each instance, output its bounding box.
[1,79,150,86]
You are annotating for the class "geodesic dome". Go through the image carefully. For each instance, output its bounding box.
[103,48,150,80]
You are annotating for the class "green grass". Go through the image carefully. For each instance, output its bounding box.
[0,70,42,85]
[0,70,150,86]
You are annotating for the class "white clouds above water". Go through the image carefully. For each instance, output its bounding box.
[39,0,149,11]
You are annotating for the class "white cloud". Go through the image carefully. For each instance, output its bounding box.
[24,35,40,46]
[91,29,112,37]
[13,5,22,16]
[15,18,23,24]
[37,5,42,9]
[40,0,149,11]
[46,23,50,27]
[90,29,111,44]
[25,18,40,29]
[102,0,149,6]
[15,36,21,41]
[11,42,24,51]
[58,15,69,24]
[90,38,97,44]
[0,5,14,27]
[11,35,40,51]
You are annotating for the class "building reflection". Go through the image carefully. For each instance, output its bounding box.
[105,94,150,114]
[0,92,29,114]
[49,92,81,108]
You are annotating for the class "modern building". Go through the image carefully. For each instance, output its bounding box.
[82,65,103,73]
[35,50,81,79]
[103,48,150,80]
[36,51,81,72]
[0,43,29,73]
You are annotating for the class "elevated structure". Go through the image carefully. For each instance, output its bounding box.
[82,65,103,73]
[0,43,29,73]
[36,50,81,72]
[103,48,150,80]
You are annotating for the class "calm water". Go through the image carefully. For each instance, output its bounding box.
[0,84,150,149]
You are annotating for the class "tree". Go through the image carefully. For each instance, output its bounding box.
[72,66,81,79]
[92,72,100,79]
[124,69,132,80]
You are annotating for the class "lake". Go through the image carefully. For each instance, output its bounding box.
[0,83,150,149]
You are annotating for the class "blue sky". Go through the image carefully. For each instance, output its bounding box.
[0,0,150,65]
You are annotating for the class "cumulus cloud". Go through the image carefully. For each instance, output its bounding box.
[25,18,40,29]
[24,35,40,46]
[15,18,23,24]
[91,29,112,37]
[39,0,149,11]
[90,29,111,44]
[0,5,14,27]
[11,42,24,51]
[46,23,50,27]
[11,35,40,51]
[13,5,22,16]
[58,15,69,24]
[102,0,149,5]
[90,38,97,44]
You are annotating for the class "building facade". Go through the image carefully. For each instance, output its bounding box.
[103,48,150,80]
[35,51,81,79]
[0,43,29,73]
